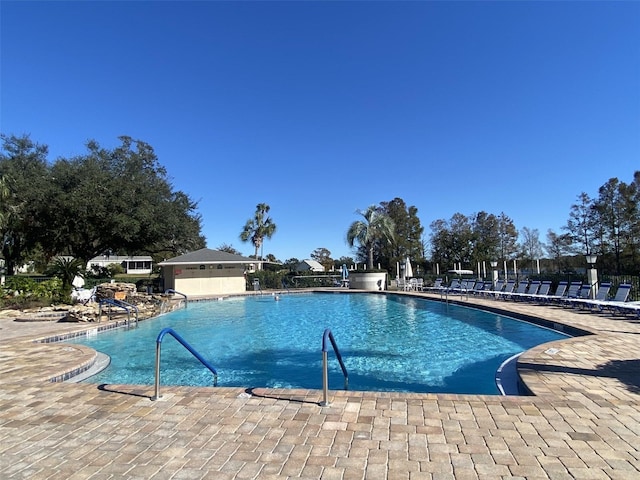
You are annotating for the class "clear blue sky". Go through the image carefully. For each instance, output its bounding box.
[2,1,639,263]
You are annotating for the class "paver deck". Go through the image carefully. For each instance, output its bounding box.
[1,290,640,479]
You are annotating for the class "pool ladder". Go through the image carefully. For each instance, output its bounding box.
[320,329,349,406]
[152,327,217,401]
[150,327,346,404]
[164,289,188,308]
[98,298,139,328]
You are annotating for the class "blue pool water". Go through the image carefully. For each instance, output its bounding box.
[67,293,568,394]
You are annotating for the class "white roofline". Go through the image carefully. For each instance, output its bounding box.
[158,260,263,266]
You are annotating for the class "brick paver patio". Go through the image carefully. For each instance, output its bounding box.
[1,291,640,479]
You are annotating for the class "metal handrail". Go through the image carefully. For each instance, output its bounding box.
[320,329,348,406]
[152,328,218,401]
[164,289,188,308]
[98,298,139,327]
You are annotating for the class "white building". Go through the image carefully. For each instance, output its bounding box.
[158,248,263,296]
[88,255,153,275]
[295,259,325,272]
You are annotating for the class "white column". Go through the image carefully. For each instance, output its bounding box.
[587,268,599,299]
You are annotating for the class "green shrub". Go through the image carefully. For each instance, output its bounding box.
[0,275,66,308]
[246,270,286,290]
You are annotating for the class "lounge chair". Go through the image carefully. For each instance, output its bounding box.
[486,279,505,297]
[495,280,516,299]
[517,280,556,302]
[463,280,476,294]
[565,281,583,298]
[502,280,529,301]
[583,284,633,315]
[424,278,443,291]
[512,280,541,301]
[550,281,581,304]
[441,279,462,296]
[566,282,612,310]
[525,280,553,302]
[543,281,568,303]
[471,281,487,295]
[447,279,461,291]
[559,283,591,307]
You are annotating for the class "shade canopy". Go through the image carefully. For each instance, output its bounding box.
[448,269,474,275]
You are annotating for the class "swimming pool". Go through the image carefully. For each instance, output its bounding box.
[68,292,568,394]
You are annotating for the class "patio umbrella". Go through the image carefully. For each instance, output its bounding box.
[405,257,413,279]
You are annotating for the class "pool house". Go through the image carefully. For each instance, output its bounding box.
[158,248,262,296]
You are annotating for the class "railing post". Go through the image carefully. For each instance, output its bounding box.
[320,329,348,407]
[321,351,329,406]
[152,328,217,402]
[152,342,162,401]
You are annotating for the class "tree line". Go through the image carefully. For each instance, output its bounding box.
[0,134,205,275]
[308,174,640,277]
[2,133,638,279]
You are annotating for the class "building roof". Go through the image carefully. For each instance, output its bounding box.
[296,259,325,272]
[157,248,260,266]
[89,255,152,263]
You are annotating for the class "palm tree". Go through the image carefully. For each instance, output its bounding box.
[46,257,86,299]
[346,205,396,270]
[240,203,277,267]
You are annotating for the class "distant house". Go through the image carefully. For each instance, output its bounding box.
[295,259,325,272]
[158,248,263,296]
[88,255,153,275]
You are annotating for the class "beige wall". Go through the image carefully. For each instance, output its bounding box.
[163,264,247,296]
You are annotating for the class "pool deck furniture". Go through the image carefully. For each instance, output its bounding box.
[422,277,443,291]
[518,280,553,303]
[499,280,528,301]
[572,283,634,315]
[495,279,516,299]
[2,290,640,479]
[542,280,568,303]
[565,282,612,310]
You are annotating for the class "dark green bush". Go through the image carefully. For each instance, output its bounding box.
[1,275,66,307]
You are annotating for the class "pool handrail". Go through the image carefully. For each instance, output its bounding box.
[152,327,218,401]
[98,298,139,328]
[164,289,188,308]
[320,328,349,406]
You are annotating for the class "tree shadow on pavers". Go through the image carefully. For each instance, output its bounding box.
[599,328,640,335]
[244,387,324,405]
[519,359,640,394]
